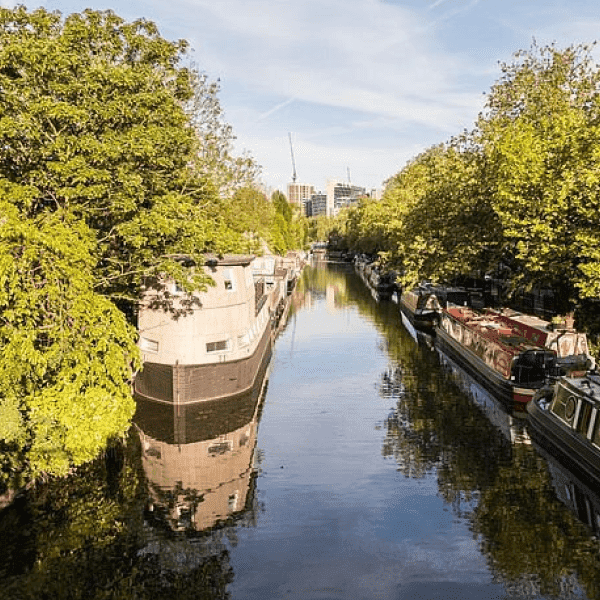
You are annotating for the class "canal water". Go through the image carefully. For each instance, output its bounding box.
[2,262,600,599]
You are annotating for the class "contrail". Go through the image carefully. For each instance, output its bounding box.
[256,97,295,122]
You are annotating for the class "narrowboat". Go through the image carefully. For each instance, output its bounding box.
[527,373,600,487]
[398,287,442,333]
[135,255,273,405]
[436,306,592,410]
[399,284,474,333]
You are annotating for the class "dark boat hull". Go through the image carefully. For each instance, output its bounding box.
[435,325,535,411]
[398,298,438,334]
[527,398,600,487]
[134,322,273,405]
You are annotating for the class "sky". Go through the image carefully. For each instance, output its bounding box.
[4,0,600,195]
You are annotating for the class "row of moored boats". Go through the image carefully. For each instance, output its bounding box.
[353,257,600,490]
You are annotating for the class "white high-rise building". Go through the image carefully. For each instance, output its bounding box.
[325,180,366,217]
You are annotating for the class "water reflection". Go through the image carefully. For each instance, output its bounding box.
[309,264,600,599]
[533,441,600,537]
[133,353,270,533]
[3,263,600,599]
[437,349,530,445]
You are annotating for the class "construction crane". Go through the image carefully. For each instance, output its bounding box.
[288,132,297,183]
[347,167,351,184]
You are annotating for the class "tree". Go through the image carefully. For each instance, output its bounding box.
[225,186,273,251]
[478,42,600,307]
[0,6,251,480]
[0,6,242,310]
[187,71,261,199]
[0,202,140,481]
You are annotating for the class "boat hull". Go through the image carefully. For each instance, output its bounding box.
[134,321,273,405]
[398,298,438,334]
[528,396,600,487]
[436,325,515,408]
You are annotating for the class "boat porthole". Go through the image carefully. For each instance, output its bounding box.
[565,395,577,421]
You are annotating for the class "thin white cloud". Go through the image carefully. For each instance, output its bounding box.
[255,97,296,123]
[18,0,600,193]
[429,0,450,9]
[185,0,482,133]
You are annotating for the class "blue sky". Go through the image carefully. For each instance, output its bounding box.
[5,0,600,194]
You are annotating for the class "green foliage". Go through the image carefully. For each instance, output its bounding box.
[224,186,273,252]
[187,72,261,198]
[0,201,140,480]
[0,6,257,481]
[269,190,306,253]
[338,42,600,313]
[479,42,600,303]
[0,6,242,306]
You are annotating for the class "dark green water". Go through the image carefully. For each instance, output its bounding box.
[1,262,600,600]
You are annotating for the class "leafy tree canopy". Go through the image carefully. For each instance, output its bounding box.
[0,6,243,307]
[478,42,600,303]
[0,201,140,481]
[0,6,251,481]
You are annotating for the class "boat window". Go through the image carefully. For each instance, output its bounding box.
[576,400,594,438]
[140,337,159,353]
[551,383,578,425]
[593,413,600,448]
[171,281,185,295]
[206,340,230,353]
[512,351,553,386]
[223,268,236,291]
[208,440,232,455]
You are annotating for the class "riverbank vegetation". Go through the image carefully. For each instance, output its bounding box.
[0,6,306,484]
[326,42,600,343]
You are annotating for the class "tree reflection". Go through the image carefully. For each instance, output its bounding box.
[300,263,600,599]
[0,434,234,599]
[0,356,271,599]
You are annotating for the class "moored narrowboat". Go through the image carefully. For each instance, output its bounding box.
[527,373,600,487]
[398,287,442,333]
[436,306,592,410]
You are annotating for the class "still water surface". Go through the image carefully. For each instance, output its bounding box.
[2,262,600,599]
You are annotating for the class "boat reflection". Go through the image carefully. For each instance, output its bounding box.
[533,440,600,537]
[133,348,272,533]
[400,309,435,351]
[437,348,530,445]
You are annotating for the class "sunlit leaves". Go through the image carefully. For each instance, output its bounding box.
[332,42,600,311]
[0,201,140,480]
[479,42,600,302]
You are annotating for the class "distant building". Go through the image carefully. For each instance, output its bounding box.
[287,182,314,213]
[309,192,327,217]
[326,180,366,216]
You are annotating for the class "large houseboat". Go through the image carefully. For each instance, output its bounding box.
[527,373,600,488]
[135,255,274,405]
[436,306,593,410]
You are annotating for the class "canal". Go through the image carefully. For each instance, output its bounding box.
[2,262,600,599]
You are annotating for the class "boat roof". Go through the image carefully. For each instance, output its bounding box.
[560,373,600,403]
[445,306,549,355]
[166,254,256,268]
